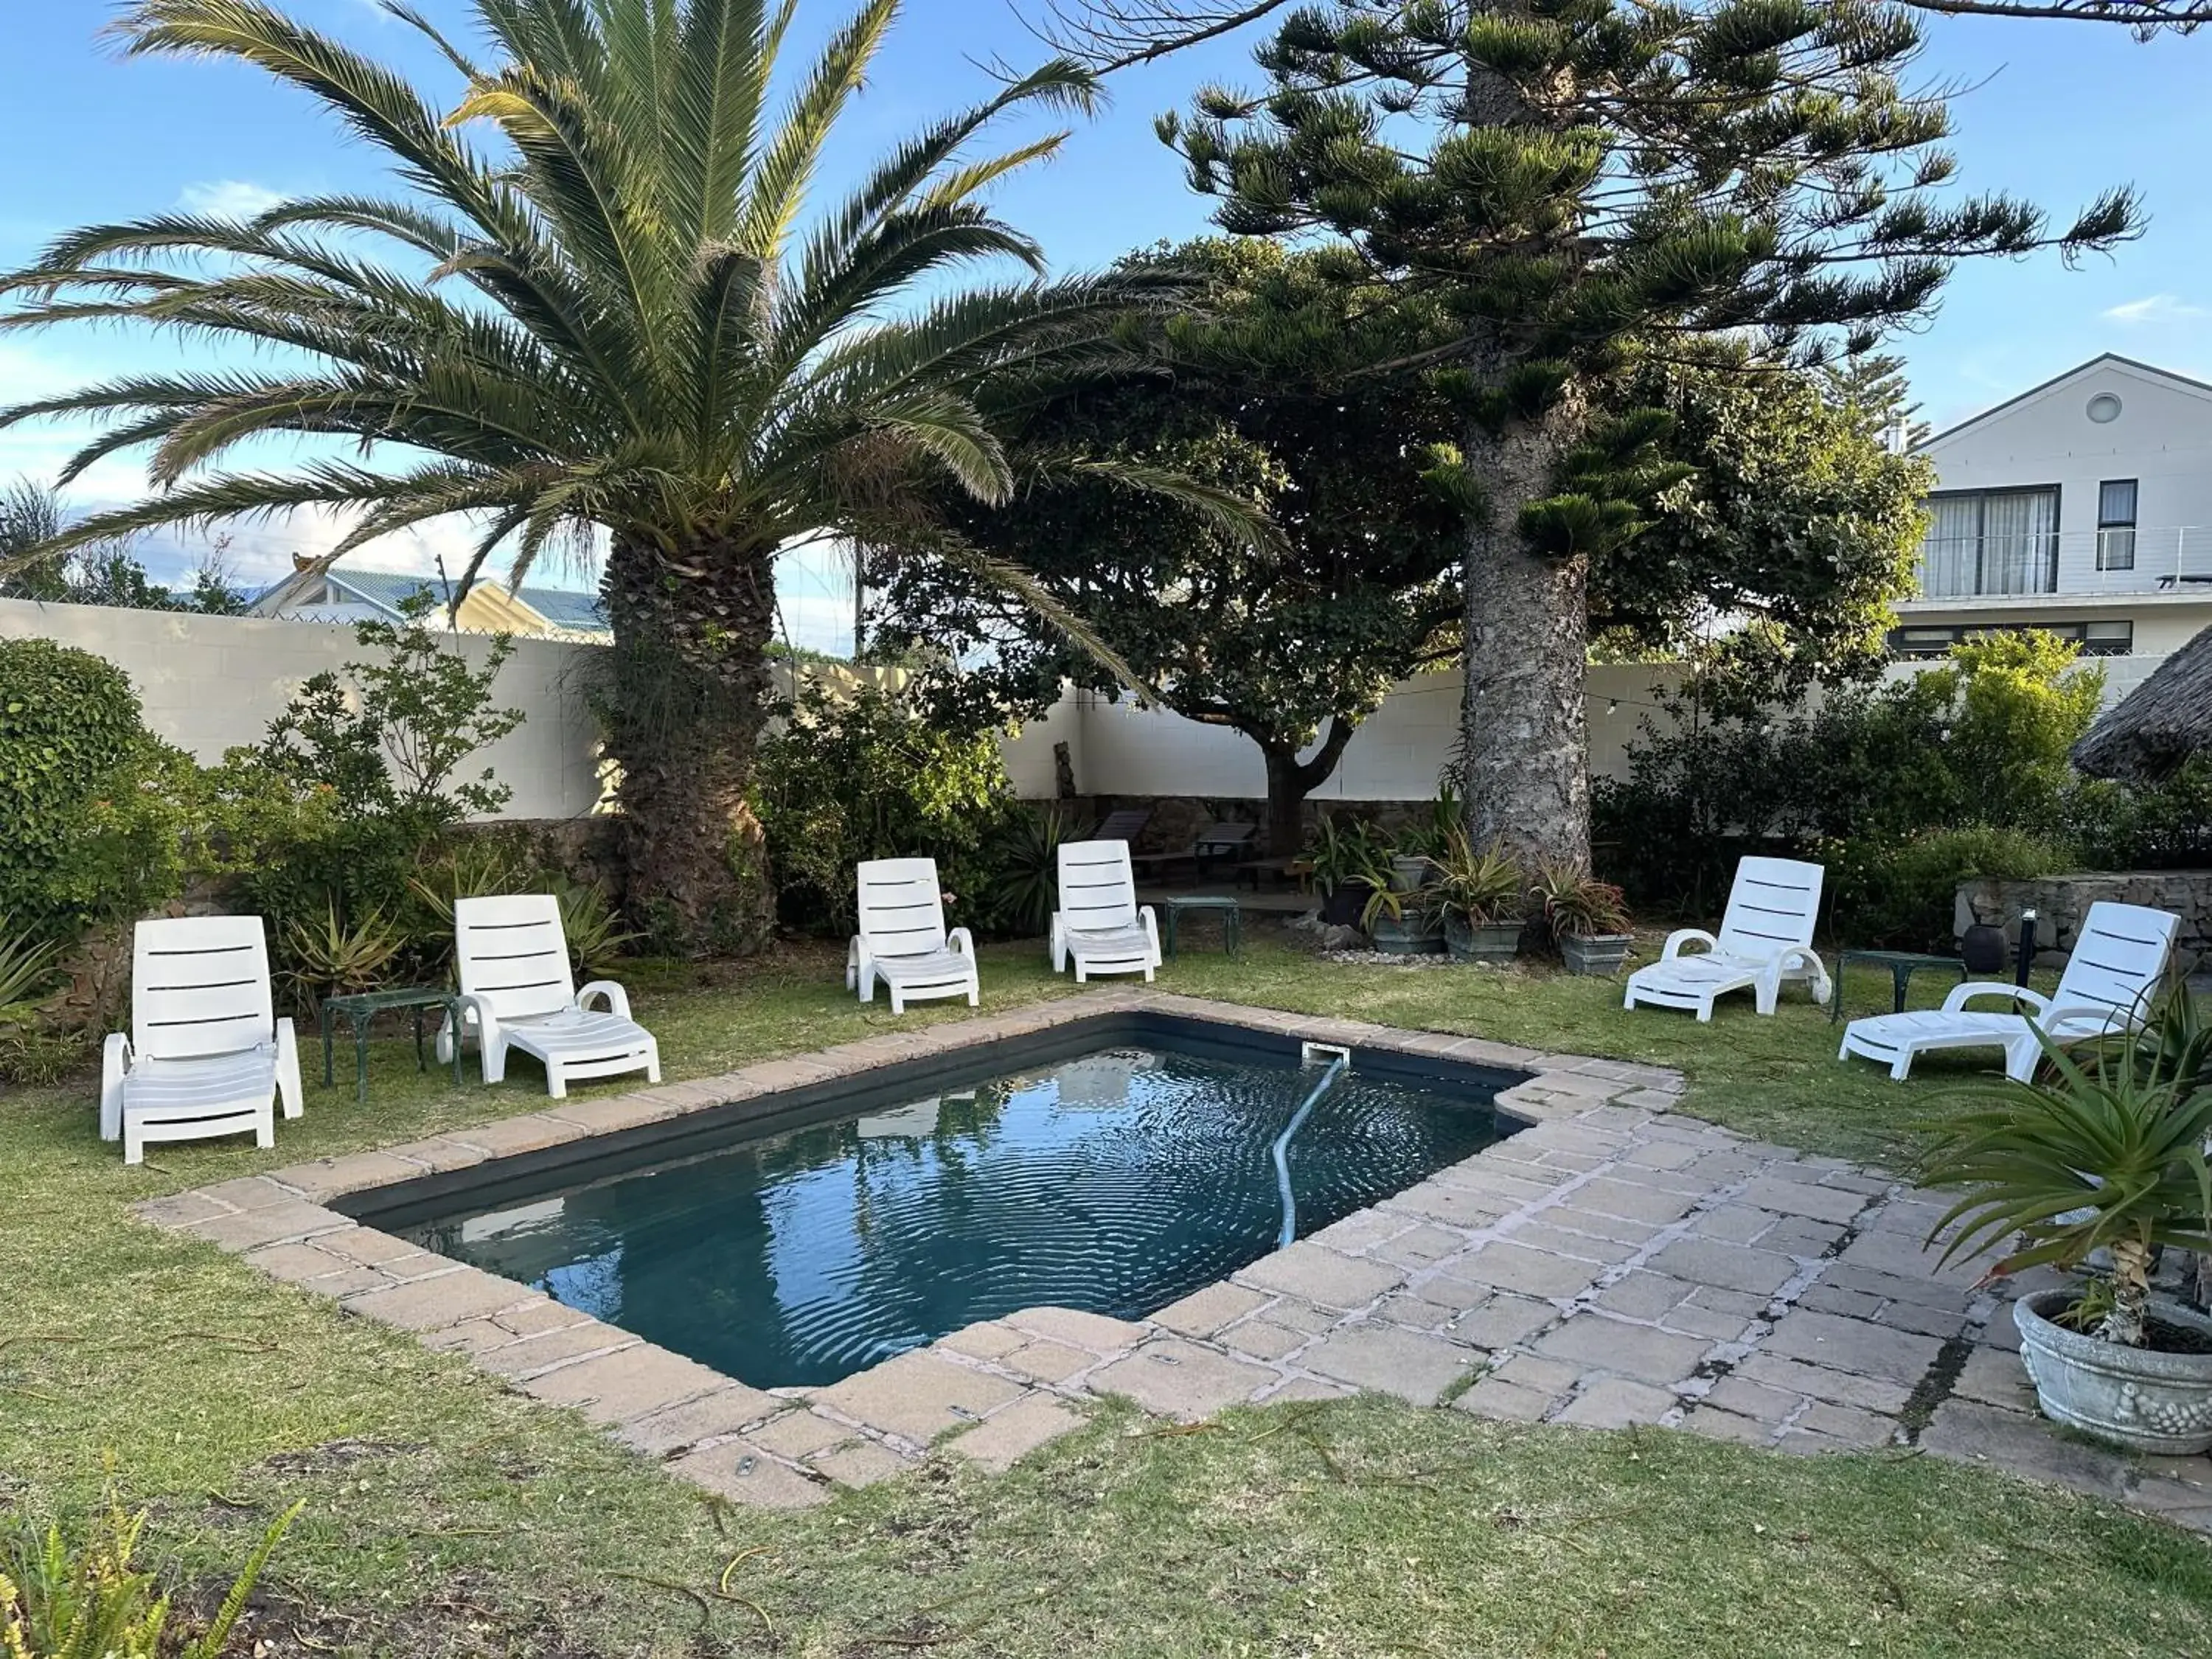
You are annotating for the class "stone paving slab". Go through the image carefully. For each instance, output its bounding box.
[135,992,2212,1526]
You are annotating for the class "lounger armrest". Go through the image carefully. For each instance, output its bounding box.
[453,991,504,1056]
[1660,929,1718,961]
[2042,1003,2132,1035]
[947,927,975,958]
[273,1018,304,1119]
[1139,905,1161,962]
[1941,982,2049,1016]
[846,936,866,991]
[577,980,633,1019]
[100,1032,132,1142]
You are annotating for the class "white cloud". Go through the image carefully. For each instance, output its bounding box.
[2102,293,2208,326]
[177,180,287,220]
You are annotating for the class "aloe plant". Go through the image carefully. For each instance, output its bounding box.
[1914,1019,2212,1348]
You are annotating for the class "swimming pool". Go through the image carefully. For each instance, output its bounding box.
[349,1016,1517,1390]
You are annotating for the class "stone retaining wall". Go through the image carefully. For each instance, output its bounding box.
[1955,870,2212,976]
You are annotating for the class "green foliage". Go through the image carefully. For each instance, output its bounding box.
[261,595,523,826]
[0,478,250,614]
[987,806,1079,940]
[282,900,406,1006]
[2062,759,2212,869]
[872,237,1464,852]
[1529,866,1632,942]
[1425,832,1525,928]
[754,684,1020,936]
[1597,632,2105,930]
[0,1491,298,1659]
[1913,1006,2212,1346]
[0,919,60,1010]
[1822,827,2070,952]
[1304,815,1388,898]
[548,874,640,981]
[0,639,181,933]
[1594,351,1934,704]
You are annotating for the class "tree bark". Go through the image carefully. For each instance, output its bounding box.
[597,534,779,956]
[1253,716,1358,857]
[2096,1236,2154,1347]
[1458,407,1592,872]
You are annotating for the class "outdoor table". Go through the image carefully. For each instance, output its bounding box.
[1163,895,1242,959]
[1826,949,1972,1023]
[320,985,468,1102]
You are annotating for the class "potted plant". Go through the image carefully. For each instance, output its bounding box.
[1359,858,1445,956]
[1531,864,1634,975]
[1913,1006,2212,1455]
[1307,815,1385,928]
[1428,831,1524,964]
[1387,790,1461,894]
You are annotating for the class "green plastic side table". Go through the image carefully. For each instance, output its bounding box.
[321,986,467,1102]
[1827,950,1972,1024]
[1163,895,1242,959]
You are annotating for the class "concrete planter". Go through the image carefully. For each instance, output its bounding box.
[1445,918,1522,964]
[1559,932,1634,977]
[2014,1290,2212,1455]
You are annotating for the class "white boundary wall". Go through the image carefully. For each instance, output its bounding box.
[0,598,609,820]
[0,599,1688,815]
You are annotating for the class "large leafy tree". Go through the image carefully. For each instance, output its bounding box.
[1059,0,2138,869]
[1593,350,1934,709]
[0,0,1197,950]
[872,239,1465,855]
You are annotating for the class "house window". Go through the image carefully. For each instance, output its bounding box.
[1887,620,2133,659]
[1919,487,2061,597]
[2097,479,2138,571]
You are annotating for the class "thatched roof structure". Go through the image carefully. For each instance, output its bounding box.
[2073,623,2212,781]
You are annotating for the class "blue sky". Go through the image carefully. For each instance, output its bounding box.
[2,2,2208,644]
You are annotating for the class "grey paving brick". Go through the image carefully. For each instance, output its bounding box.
[1300,1325,1479,1406]
[1593,1272,1700,1321]
[1534,1315,1711,1386]
[1453,1241,1602,1300]
[1148,1282,1270,1339]
[1734,1352,1913,1415]
[1701,1375,1801,1422]
[1453,1377,1558,1423]
[1556,1377,1679,1427]
[1646,1238,1798,1296]
[1086,1338,1277,1421]
[1449,1293,1559,1351]
[618,1384,782,1455]
[1761,1310,1943,1388]
[343,1268,529,1332]
[1234,1242,1406,1310]
[946,1395,1086,1472]
[1738,1175,1870,1225]
[522,1343,733,1425]
[667,1441,830,1509]
[813,1351,1028,1441]
[1920,1399,2130,1498]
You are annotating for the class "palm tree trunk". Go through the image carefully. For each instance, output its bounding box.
[598,535,779,956]
[1458,411,1590,872]
[2096,1237,2155,1347]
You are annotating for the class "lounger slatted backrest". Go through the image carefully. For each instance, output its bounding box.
[2051,902,2179,1020]
[1057,840,1139,934]
[132,917,276,1060]
[454,895,577,1022]
[857,858,950,961]
[1714,858,1825,959]
[1093,809,1150,843]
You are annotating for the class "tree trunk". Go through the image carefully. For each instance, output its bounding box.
[597,535,779,956]
[2096,1236,2154,1347]
[1458,407,1591,872]
[1253,717,1359,857]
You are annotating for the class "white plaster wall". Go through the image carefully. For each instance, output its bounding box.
[1919,358,2212,591]
[0,598,608,820]
[1025,663,1690,802]
[1885,598,2212,706]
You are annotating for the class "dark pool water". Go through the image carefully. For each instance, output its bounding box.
[406,1046,1503,1388]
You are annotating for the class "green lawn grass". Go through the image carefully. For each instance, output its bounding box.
[6,932,2197,1659]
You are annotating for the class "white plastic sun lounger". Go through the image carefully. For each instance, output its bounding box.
[1051,839,1161,982]
[438,894,658,1096]
[101,916,302,1166]
[847,858,980,1014]
[1623,856,1832,1021]
[1840,900,2178,1082]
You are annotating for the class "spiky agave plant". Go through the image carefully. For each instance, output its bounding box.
[1914,1017,2212,1348]
[0,0,1253,952]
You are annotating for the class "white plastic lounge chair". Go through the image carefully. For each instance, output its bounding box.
[101,916,302,1166]
[1051,840,1161,983]
[439,894,658,1096]
[846,858,980,1015]
[1623,856,1832,1021]
[1840,901,2178,1082]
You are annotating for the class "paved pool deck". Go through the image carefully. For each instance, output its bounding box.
[137,989,2212,1531]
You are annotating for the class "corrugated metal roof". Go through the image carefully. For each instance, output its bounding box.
[517,585,609,634]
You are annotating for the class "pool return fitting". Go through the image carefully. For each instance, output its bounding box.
[1271,1043,1352,1249]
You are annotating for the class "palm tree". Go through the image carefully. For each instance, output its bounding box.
[0,0,1213,950]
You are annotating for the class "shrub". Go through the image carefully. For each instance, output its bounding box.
[0,639,176,931]
[1597,630,2104,916]
[1822,825,2071,950]
[754,682,1021,936]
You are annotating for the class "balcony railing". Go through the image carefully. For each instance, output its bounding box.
[1914,527,2212,599]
